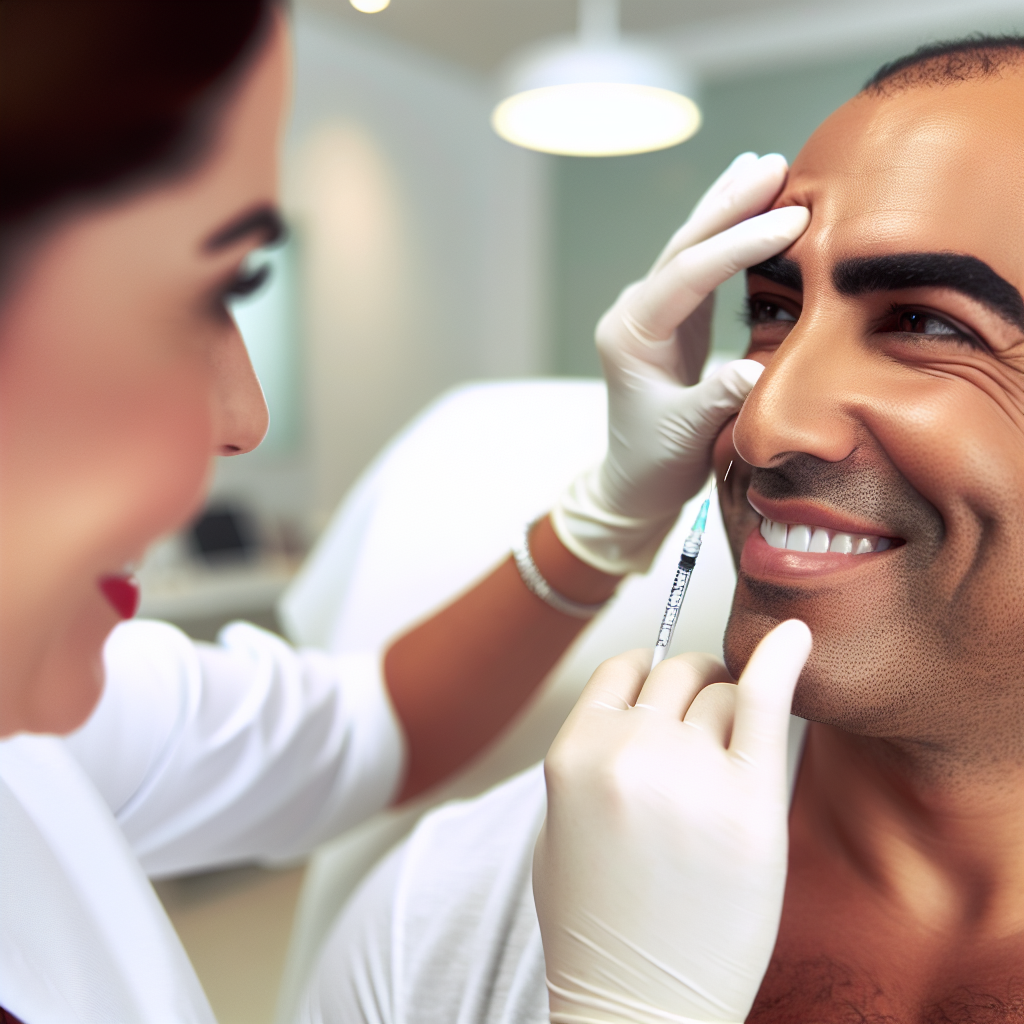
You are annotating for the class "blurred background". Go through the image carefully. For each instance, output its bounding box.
[144,2,1024,1020]
[140,0,1023,643]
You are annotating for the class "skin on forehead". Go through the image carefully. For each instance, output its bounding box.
[777,72,1024,291]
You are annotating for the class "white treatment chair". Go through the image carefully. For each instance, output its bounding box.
[273,379,738,1023]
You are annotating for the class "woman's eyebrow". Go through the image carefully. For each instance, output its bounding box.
[747,254,803,291]
[204,205,286,252]
[833,253,1024,330]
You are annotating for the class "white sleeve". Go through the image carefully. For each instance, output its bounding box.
[63,619,406,878]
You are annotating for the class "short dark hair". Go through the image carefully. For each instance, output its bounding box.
[864,34,1024,95]
[0,0,275,230]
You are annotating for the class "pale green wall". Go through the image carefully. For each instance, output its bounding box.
[549,50,901,375]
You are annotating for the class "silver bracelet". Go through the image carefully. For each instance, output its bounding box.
[512,521,610,620]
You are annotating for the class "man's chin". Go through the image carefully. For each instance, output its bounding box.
[722,604,780,682]
[723,593,910,736]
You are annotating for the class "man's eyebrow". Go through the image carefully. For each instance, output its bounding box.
[746,254,803,291]
[204,205,286,252]
[833,252,1024,330]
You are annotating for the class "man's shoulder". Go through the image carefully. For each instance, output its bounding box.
[407,761,547,876]
[397,761,547,946]
[304,763,550,1024]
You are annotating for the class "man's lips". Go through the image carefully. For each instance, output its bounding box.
[740,493,902,582]
[99,574,140,619]
[741,524,895,582]
[746,495,900,541]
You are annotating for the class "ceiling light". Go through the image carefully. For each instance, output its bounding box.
[492,0,700,157]
[350,0,390,12]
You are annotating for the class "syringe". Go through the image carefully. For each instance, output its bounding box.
[649,480,716,670]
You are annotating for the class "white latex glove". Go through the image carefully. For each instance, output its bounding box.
[534,620,813,1024]
[551,154,810,575]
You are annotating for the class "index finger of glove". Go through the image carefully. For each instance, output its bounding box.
[626,206,810,344]
[729,619,812,769]
[634,651,727,719]
[649,153,789,275]
[573,649,654,715]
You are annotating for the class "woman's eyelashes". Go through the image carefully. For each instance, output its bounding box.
[223,261,271,300]
[742,296,799,328]
[210,261,272,320]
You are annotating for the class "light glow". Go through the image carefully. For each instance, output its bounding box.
[492,83,701,157]
[350,0,390,11]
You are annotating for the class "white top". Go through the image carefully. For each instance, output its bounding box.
[0,619,404,1024]
[297,718,808,1024]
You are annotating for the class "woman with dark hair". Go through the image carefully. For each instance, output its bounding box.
[0,1,802,1019]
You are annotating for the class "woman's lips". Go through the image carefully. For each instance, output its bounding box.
[99,574,140,619]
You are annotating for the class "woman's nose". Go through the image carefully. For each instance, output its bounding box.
[211,325,269,456]
[733,319,861,469]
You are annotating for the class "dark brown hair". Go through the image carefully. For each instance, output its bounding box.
[864,34,1024,95]
[0,0,275,231]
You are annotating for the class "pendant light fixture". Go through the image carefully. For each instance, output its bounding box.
[492,0,700,157]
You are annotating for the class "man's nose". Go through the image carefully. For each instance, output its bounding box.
[211,325,269,456]
[733,316,863,469]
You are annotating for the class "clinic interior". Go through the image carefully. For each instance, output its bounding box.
[141,1,1023,1022]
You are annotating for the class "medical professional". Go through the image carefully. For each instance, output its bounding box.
[0,1,807,1021]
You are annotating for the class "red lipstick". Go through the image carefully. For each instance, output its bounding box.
[99,574,140,619]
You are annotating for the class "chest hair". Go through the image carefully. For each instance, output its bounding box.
[747,956,1024,1024]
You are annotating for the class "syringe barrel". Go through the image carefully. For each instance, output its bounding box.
[654,558,696,650]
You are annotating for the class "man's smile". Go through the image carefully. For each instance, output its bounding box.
[716,448,944,598]
[757,518,891,554]
[740,492,903,581]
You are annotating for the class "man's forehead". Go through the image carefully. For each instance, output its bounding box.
[775,74,1024,288]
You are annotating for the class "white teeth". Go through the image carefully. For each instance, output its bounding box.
[786,525,812,552]
[809,528,831,553]
[760,517,892,556]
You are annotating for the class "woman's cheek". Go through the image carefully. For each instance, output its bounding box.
[51,354,218,570]
[115,365,216,554]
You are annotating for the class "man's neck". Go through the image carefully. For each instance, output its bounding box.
[793,722,1024,936]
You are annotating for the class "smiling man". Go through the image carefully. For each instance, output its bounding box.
[712,40,1024,1018]
[300,37,1024,1024]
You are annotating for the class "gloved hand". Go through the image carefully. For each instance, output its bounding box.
[551,154,810,575]
[534,620,813,1024]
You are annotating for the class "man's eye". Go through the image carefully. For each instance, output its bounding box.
[892,308,985,350]
[743,298,798,326]
[896,310,960,336]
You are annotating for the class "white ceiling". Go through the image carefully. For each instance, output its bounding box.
[298,0,1024,81]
